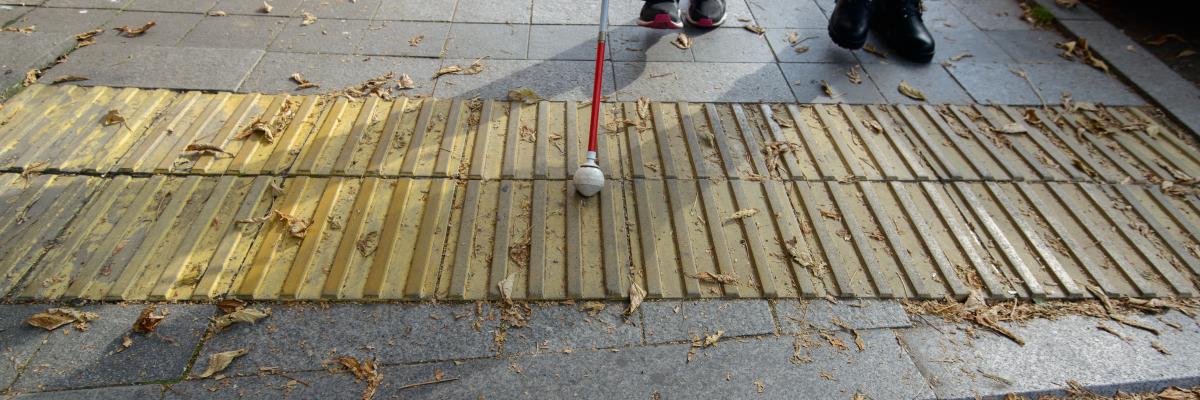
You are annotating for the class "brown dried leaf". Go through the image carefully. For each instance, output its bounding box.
[672,32,692,49]
[507,87,542,104]
[208,10,228,16]
[433,65,462,78]
[396,73,415,89]
[846,65,862,85]
[820,80,834,97]
[743,24,765,36]
[337,356,382,400]
[216,299,247,314]
[260,1,273,13]
[51,75,88,84]
[580,301,606,316]
[133,304,166,333]
[212,307,271,331]
[820,209,841,220]
[200,349,248,378]
[636,96,650,119]
[727,208,759,221]
[101,109,126,127]
[497,273,516,304]
[184,143,234,157]
[626,282,646,315]
[703,330,724,347]
[22,69,38,86]
[301,12,317,26]
[794,45,810,54]
[949,52,973,62]
[290,72,319,89]
[27,308,99,331]
[114,21,156,37]
[862,43,887,58]
[897,80,926,101]
[1146,33,1187,46]
[408,35,424,46]
[694,271,739,284]
[1,25,35,33]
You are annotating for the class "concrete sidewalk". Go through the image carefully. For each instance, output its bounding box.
[0,300,1197,399]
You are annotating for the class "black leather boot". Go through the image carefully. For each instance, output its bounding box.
[871,0,935,62]
[828,0,872,50]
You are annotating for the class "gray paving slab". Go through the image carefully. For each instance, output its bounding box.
[0,0,42,5]
[946,62,1042,105]
[0,31,75,90]
[949,0,1034,31]
[531,0,643,25]
[9,384,164,400]
[686,26,776,63]
[214,0,305,17]
[919,0,979,32]
[899,312,1200,399]
[163,370,357,400]
[359,20,450,58]
[180,14,288,50]
[40,44,264,91]
[14,7,116,33]
[0,305,51,393]
[502,302,643,355]
[861,62,973,104]
[239,51,441,94]
[987,29,1074,64]
[1032,0,1102,21]
[101,11,205,47]
[927,27,1016,64]
[744,0,826,29]
[642,300,776,343]
[775,299,911,332]
[41,0,131,9]
[375,331,934,400]
[780,62,887,104]
[528,24,609,61]
[453,0,530,24]
[0,5,32,25]
[432,58,615,100]
[374,0,456,22]
[297,0,379,20]
[613,61,795,102]
[12,304,211,392]
[268,16,368,54]
[1021,62,1145,105]
[127,0,219,13]
[609,25,694,62]
[1057,19,1200,133]
[444,22,529,60]
[764,28,857,64]
[194,303,500,376]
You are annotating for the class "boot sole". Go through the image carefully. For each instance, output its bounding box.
[637,12,684,29]
[685,10,727,28]
[828,29,867,50]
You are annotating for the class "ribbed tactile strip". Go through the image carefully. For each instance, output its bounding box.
[1,85,1199,300]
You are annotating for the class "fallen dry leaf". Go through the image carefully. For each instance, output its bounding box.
[580,301,606,316]
[846,65,862,85]
[949,52,973,62]
[22,69,38,86]
[50,75,88,84]
[200,349,248,378]
[114,21,156,37]
[1055,0,1080,8]
[820,209,841,220]
[27,308,98,331]
[1178,49,1197,58]
[208,10,228,16]
[212,307,271,331]
[626,282,646,315]
[432,65,463,78]
[290,72,319,89]
[337,356,383,400]
[672,32,693,49]
[820,80,834,97]
[728,208,759,221]
[184,143,233,158]
[133,304,166,333]
[216,299,247,314]
[862,43,887,58]
[260,1,273,13]
[1146,33,1187,46]
[396,73,416,89]
[301,12,317,26]
[1,25,35,33]
[694,271,738,284]
[703,330,724,347]
[408,35,424,46]
[507,87,542,104]
[897,80,926,101]
[101,109,126,127]
[497,273,516,304]
[636,96,650,119]
[743,24,765,36]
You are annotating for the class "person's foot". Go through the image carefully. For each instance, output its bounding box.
[828,0,872,50]
[638,0,684,29]
[871,0,935,62]
[686,0,727,28]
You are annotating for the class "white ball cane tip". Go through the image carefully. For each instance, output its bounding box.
[573,165,604,197]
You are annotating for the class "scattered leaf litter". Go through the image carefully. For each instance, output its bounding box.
[238,209,311,238]
[897,80,926,101]
[199,349,248,378]
[132,304,166,333]
[114,21,156,37]
[26,308,98,331]
[337,356,383,400]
